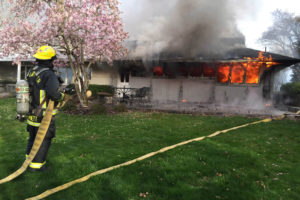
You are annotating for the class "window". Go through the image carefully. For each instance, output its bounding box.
[57,67,74,84]
[231,63,245,84]
[217,64,230,83]
[120,72,130,83]
[203,64,216,77]
[245,63,260,84]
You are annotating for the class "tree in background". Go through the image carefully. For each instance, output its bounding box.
[260,10,300,58]
[0,0,127,107]
[294,17,300,82]
[259,10,300,82]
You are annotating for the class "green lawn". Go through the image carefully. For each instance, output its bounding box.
[0,98,299,200]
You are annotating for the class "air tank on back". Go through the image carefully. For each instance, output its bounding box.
[16,80,30,118]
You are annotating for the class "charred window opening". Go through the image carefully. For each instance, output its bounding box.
[128,62,149,77]
[164,64,177,78]
[203,64,216,77]
[146,62,263,84]
[190,66,202,77]
[153,66,163,76]
[120,72,130,83]
[152,63,217,78]
[179,63,189,77]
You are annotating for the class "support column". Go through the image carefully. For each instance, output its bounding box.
[17,62,21,82]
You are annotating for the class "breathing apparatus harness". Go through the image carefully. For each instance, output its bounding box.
[16,66,50,122]
[16,66,74,122]
[0,45,76,184]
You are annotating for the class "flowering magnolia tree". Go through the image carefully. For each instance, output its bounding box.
[0,0,127,106]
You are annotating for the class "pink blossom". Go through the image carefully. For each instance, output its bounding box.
[0,0,128,106]
[0,0,127,63]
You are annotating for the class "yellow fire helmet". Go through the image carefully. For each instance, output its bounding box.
[33,45,56,60]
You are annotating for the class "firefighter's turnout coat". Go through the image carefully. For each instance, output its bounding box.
[26,65,64,170]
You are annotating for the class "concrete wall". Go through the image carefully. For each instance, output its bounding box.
[130,77,151,88]
[130,77,215,103]
[215,85,265,107]
[182,79,215,103]
[128,76,266,105]
[91,69,271,107]
[152,79,181,102]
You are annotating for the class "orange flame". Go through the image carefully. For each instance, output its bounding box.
[217,64,230,83]
[231,63,245,83]
[245,52,279,68]
[217,52,279,84]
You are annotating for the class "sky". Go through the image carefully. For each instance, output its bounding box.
[119,0,300,51]
[236,0,300,50]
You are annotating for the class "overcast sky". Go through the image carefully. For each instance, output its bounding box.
[237,0,300,50]
[119,0,300,51]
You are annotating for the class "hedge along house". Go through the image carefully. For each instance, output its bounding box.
[90,45,300,115]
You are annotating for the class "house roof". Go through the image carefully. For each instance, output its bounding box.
[128,47,300,68]
[0,55,34,62]
[226,48,300,62]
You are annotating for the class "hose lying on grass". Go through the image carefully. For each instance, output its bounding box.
[0,101,55,184]
[0,95,69,185]
[26,116,282,200]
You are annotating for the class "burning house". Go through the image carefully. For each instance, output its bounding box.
[90,44,300,115]
[0,0,298,115]
[90,0,300,115]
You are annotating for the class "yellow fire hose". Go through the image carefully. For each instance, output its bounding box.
[0,100,55,184]
[0,100,291,200]
[0,95,69,185]
[25,117,281,200]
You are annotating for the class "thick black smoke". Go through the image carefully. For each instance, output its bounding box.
[122,0,258,59]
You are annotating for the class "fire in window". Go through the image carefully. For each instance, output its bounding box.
[120,72,130,83]
[153,66,163,76]
[203,64,215,77]
[245,62,260,84]
[217,64,230,83]
[231,63,245,84]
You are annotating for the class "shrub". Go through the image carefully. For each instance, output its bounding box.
[62,84,114,96]
[88,85,114,97]
[89,102,108,115]
[281,82,300,95]
[280,82,300,106]
[113,103,128,113]
[60,100,77,112]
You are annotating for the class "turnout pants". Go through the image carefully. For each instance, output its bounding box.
[26,119,56,169]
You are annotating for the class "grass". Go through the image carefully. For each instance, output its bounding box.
[0,98,299,200]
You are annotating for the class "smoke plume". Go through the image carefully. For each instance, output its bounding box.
[121,0,258,59]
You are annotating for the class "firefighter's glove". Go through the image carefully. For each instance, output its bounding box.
[63,87,75,95]
[63,84,76,95]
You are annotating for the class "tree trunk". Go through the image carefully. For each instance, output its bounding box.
[69,61,89,108]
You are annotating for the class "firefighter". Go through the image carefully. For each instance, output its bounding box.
[26,45,65,172]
